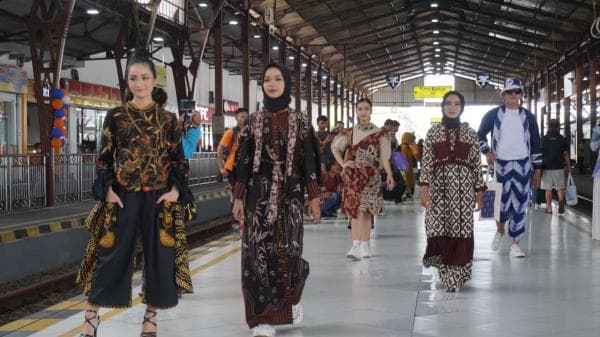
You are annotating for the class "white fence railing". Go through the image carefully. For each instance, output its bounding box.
[0,152,218,214]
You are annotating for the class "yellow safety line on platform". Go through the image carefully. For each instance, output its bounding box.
[0,319,62,331]
[57,244,240,337]
[0,189,229,243]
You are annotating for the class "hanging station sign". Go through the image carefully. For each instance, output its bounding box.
[385,74,401,89]
[413,85,452,99]
[476,73,491,88]
[156,64,167,87]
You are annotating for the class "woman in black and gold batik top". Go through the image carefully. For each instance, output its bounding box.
[76,49,192,337]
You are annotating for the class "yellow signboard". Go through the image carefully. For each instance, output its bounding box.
[413,86,452,99]
[156,64,167,88]
[430,117,442,124]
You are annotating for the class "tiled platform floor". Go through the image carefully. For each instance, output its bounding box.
[8,200,600,337]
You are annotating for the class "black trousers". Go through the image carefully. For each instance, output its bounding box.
[88,188,179,308]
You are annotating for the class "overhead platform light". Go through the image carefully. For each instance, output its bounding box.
[253,34,261,38]
[229,20,239,25]
[272,46,279,50]
[433,41,439,45]
[435,48,441,52]
[488,32,517,42]
[153,36,164,42]
[435,54,440,57]
[433,30,439,34]
[431,18,439,23]
[288,55,295,60]
[302,63,307,67]
[199,2,208,7]
[86,8,100,15]
[431,3,439,8]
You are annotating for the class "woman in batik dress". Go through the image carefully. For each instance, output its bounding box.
[419,91,484,292]
[331,97,395,261]
[232,63,321,337]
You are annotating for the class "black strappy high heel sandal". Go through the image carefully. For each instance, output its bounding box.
[140,308,157,337]
[79,309,100,337]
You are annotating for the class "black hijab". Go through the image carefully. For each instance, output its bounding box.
[441,91,465,129]
[262,63,292,112]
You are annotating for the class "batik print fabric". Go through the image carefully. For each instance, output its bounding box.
[341,129,387,219]
[233,108,320,329]
[78,102,193,307]
[94,101,189,197]
[419,124,485,291]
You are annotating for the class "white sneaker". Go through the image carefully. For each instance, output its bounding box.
[346,243,361,260]
[360,241,371,258]
[292,304,303,324]
[252,324,275,337]
[491,232,503,251]
[510,243,526,258]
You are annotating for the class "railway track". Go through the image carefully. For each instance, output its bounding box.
[0,216,233,325]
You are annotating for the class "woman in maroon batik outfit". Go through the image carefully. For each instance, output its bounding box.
[419,91,484,292]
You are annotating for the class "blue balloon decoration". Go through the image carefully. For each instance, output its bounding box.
[50,127,62,138]
[51,88,64,99]
[62,139,66,145]
[53,109,65,118]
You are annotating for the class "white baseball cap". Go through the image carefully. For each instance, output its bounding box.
[501,77,523,93]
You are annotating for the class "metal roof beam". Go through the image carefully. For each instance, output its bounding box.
[301,7,413,42]
[284,0,393,31]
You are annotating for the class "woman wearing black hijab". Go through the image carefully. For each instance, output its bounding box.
[232,63,321,337]
[418,91,485,292]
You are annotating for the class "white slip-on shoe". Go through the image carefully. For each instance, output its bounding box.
[346,241,361,260]
[292,304,303,324]
[360,241,371,258]
[510,243,526,258]
[491,232,503,251]
[252,324,275,337]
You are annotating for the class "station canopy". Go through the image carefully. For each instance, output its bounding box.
[0,0,596,92]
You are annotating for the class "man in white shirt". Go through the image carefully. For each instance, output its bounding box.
[477,78,542,258]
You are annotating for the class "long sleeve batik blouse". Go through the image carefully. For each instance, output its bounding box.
[92,101,188,200]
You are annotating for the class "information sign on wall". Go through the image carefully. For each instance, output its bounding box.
[413,86,453,99]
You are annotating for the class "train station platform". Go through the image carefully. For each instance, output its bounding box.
[0,182,231,283]
[3,198,600,337]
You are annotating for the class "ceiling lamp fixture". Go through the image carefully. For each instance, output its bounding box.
[435,48,441,52]
[199,2,208,7]
[433,30,440,34]
[288,55,295,60]
[433,41,439,45]
[272,46,279,50]
[431,18,439,23]
[431,3,439,8]
[153,36,164,42]
[253,34,261,38]
[86,8,100,15]
[435,54,440,57]
[302,63,307,67]
[229,20,239,25]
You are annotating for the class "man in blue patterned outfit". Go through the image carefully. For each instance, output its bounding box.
[477,78,542,258]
